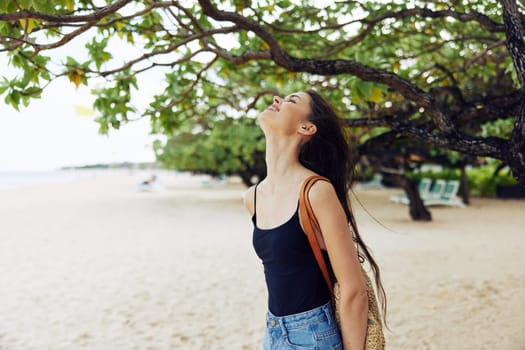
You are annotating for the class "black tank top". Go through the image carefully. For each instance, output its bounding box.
[251,182,335,316]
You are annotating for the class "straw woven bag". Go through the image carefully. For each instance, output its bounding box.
[299,175,385,350]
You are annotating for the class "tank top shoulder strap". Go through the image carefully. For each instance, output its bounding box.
[253,181,261,221]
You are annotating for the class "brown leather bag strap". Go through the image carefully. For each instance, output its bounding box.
[299,175,334,295]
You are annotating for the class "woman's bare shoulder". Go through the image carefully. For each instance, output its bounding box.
[307,179,337,204]
[242,184,257,216]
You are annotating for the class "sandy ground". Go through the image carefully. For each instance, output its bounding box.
[0,170,524,350]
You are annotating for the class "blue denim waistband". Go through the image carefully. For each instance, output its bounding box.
[266,301,334,331]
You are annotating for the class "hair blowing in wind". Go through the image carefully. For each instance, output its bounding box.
[299,89,388,325]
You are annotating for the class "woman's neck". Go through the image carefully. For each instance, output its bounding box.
[264,135,303,184]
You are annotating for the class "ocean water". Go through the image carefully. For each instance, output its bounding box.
[0,170,96,189]
[0,169,227,190]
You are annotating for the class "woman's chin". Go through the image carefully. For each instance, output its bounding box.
[257,109,273,121]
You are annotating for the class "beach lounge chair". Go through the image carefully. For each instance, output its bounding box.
[425,179,447,200]
[202,174,228,187]
[424,180,465,207]
[389,177,432,204]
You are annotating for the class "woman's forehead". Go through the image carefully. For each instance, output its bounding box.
[285,91,310,101]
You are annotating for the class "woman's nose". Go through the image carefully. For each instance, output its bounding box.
[273,96,281,105]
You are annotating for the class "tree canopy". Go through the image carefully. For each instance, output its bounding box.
[1,0,525,187]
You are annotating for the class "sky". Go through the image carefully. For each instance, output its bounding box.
[0,78,159,172]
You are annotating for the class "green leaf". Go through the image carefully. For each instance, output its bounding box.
[0,78,10,94]
[30,0,53,12]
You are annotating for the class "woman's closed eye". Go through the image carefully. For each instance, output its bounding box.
[284,98,296,104]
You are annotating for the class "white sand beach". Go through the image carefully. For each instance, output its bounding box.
[0,170,524,350]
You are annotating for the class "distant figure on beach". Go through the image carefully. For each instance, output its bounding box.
[243,90,386,349]
[138,174,158,192]
[141,174,157,186]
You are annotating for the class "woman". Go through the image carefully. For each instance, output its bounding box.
[243,90,386,350]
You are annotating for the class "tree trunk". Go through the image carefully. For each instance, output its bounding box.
[391,174,432,221]
[507,100,525,186]
[459,165,470,205]
[238,171,256,187]
[501,0,525,186]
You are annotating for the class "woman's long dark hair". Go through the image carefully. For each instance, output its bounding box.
[300,89,387,325]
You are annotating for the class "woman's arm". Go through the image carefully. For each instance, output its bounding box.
[309,181,368,350]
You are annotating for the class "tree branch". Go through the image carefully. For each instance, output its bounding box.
[245,89,279,110]
[453,91,522,125]
[0,0,133,23]
[358,120,506,160]
[153,56,218,116]
[463,39,506,70]
[198,0,289,65]
[198,0,457,134]
[96,26,238,77]
[30,21,96,53]
[257,7,510,34]
[346,116,397,128]
[362,8,506,33]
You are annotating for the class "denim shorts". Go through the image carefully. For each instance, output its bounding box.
[263,301,343,350]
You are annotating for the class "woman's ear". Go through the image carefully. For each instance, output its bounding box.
[298,122,317,136]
